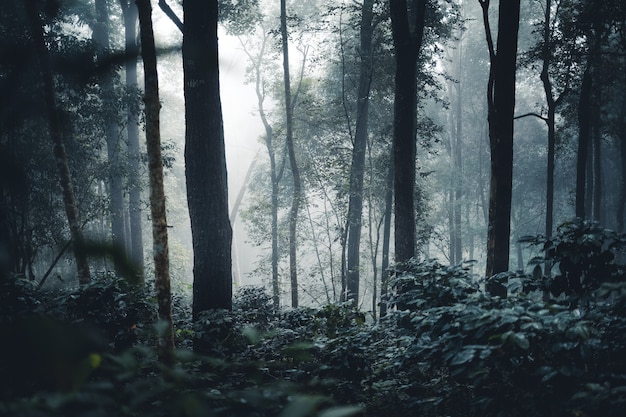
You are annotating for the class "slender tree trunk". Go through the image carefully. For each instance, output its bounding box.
[240,31,283,308]
[184,0,233,322]
[121,0,144,281]
[389,0,426,263]
[137,0,174,367]
[280,0,301,308]
[380,156,393,318]
[25,0,91,284]
[94,0,128,269]
[540,0,555,241]
[345,0,374,307]
[592,88,602,223]
[617,97,626,232]
[480,0,521,296]
[453,34,463,264]
[576,66,592,219]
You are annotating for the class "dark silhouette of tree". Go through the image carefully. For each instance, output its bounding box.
[183,0,233,319]
[479,0,521,295]
[389,0,427,263]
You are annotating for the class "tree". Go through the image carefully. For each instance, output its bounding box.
[93,0,128,273]
[183,0,233,319]
[136,0,174,366]
[238,26,286,308]
[119,0,144,281]
[479,0,521,295]
[281,0,302,308]
[389,0,427,263]
[345,0,375,307]
[24,0,91,284]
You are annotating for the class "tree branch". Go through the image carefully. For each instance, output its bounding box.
[158,0,183,33]
[513,112,549,122]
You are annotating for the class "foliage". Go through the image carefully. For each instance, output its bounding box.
[2,247,626,416]
[520,219,626,303]
[389,258,480,310]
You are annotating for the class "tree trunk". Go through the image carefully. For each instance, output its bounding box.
[380,156,393,318]
[240,31,283,308]
[480,0,521,297]
[121,0,144,282]
[617,95,626,232]
[452,32,463,264]
[137,0,175,367]
[576,66,592,219]
[389,0,426,264]
[540,0,555,241]
[94,0,128,271]
[24,0,91,284]
[592,88,602,223]
[280,0,301,308]
[183,0,233,321]
[345,0,374,307]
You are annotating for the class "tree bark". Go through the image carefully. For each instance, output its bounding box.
[345,0,374,307]
[184,0,233,321]
[137,0,175,367]
[379,157,393,318]
[389,0,426,264]
[281,0,301,308]
[120,0,144,282]
[480,0,521,296]
[24,0,91,284]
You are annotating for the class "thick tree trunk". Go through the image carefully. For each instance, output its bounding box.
[345,0,374,307]
[481,0,521,297]
[389,0,426,264]
[184,0,233,321]
[25,0,91,284]
[280,0,301,308]
[137,0,174,367]
[121,0,144,281]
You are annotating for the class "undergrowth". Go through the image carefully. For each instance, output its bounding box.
[1,220,625,417]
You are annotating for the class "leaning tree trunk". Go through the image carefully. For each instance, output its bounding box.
[480,0,521,297]
[281,0,301,308]
[345,0,374,307]
[184,0,233,321]
[136,0,175,367]
[389,0,426,264]
[25,0,91,284]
